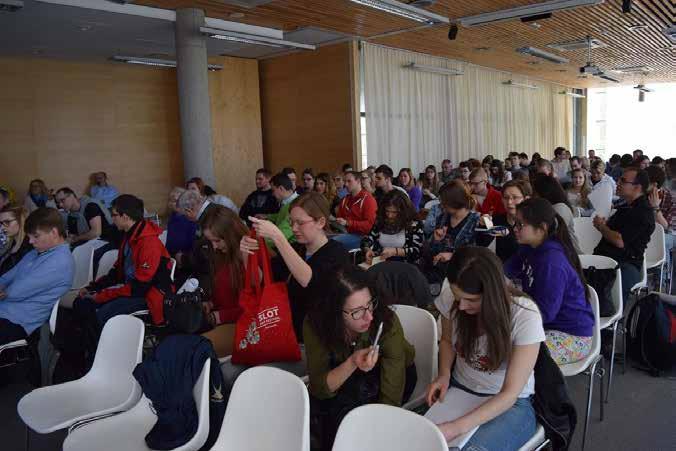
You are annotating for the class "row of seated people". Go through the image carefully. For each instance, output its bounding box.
[0,151,669,450]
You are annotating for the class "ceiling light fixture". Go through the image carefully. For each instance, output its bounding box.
[502,80,539,89]
[458,0,603,28]
[627,24,648,31]
[348,0,449,24]
[516,46,569,64]
[613,65,651,73]
[404,62,463,76]
[0,0,23,11]
[112,56,223,71]
[201,26,316,49]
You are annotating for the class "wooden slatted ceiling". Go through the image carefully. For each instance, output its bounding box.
[135,0,675,88]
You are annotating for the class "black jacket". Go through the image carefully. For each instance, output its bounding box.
[133,335,226,450]
[239,189,279,224]
[368,261,432,307]
[0,236,32,276]
[532,342,577,451]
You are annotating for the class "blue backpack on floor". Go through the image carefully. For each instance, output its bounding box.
[626,293,676,376]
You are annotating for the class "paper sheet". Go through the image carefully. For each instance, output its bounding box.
[424,387,488,449]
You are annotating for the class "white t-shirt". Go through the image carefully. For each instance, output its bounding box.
[435,282,545,398]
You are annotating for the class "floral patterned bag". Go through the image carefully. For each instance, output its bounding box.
[231,230,301,365]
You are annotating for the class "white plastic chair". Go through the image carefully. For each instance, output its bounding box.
[630,255,648,292]
[423,199,440,210]
[212,366,310,451]
[332,404,447,451]
[18,315,145,435]
[159,229,168,245]
[63,359,211,451]
[579,255,622,403]
[70,240,106,290]
[392,305,438,410]
[96,250,119,280]
[646,224,666,292]
[517,424,548,451]
[558,285,603,451]
[572,217,602,255]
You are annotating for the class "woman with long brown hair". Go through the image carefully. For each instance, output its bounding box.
[199,204,248,356]
[425,247,544,450]
[0,205,32,276]
[314,172,339,213]
[566,168,594,216]
[398,168,422,211]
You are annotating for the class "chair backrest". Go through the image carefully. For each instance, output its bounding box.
[579,254,623,320]
[90,315,144,378]
[49,299,60,335]
[70,240,105,289]
[96,250,118,280]
[572,217,602,255]
[159,229,168,245]
[213,366,309,451]
[332,404,447,451]
[184,360,211,451]
[586,285,602,359]
[424,199,440,210]
[169,258,177,282]
[392,305,438,408]
[646,223,666,268]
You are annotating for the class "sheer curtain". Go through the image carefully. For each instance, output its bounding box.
[363,43,573,173]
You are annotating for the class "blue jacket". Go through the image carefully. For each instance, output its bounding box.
[166,212,197,255]
[133,335,225,450]
[504,239,594,337]
[0,243,74,334]
[90,184,119,209]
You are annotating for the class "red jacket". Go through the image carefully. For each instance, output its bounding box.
[337,189,377,235]
[89,220,172,324]
[477,186,507,216]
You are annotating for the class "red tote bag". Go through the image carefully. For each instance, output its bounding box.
[231,231,301,366]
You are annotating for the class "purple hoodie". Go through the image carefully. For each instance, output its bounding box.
[504,238,594,337]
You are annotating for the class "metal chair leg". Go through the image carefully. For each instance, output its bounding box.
[25,425,29,451]
[659,264,664,293]
[622,317,627,375]
[581,359,597,451]
[605,321,618,403]
[598,358,605,422]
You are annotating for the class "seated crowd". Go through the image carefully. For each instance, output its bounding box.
[0,149,673,450]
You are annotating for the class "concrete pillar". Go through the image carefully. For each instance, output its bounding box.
[175,8,215,186]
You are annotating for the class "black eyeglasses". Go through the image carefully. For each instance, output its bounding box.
[343,298,378,320]
[619,178,640,186]
[0,218,17,227]
[513,220,524,230]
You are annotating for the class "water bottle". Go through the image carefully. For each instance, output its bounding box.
[178,278,199,294]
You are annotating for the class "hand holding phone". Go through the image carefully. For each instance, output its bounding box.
[369,322,384,357]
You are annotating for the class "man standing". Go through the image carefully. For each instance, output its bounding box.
[0,208,74,345]
[594,167,655,304]
[239,168,279,225]
[334,171,377,250]
[469,168,506,216]
[90,172,119,209]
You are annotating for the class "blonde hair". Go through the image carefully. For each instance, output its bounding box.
[1,205,28,251]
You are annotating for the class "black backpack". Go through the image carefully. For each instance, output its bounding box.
[626,293,676,376]
[583,265,617,317]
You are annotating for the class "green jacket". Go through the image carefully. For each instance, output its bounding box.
[266,193,298,250]
[303,314,415,406]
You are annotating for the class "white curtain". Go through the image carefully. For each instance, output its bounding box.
[363,43,573,174]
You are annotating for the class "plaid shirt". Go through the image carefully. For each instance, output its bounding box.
[661,188,674,232]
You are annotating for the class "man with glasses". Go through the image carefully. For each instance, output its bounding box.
[0,207,74,346]
[594,167,655,304]
[55,187,118,248]
[469,168,506,216]
[298,169,315,195]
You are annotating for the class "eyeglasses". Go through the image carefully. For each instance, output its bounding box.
[343,298,378,320]
[288,218,315,227]
[619,178,640,186]
[513,220,525,230]
[469,180,486,186]
[0,218,17,227]
[503,195,523,202]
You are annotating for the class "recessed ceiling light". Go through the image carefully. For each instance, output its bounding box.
[229,12,245,19]
[526,61,540,65]
[473,46,491,51]
[555,69,567,72]
[577,75,588,78]
[78,25,93,32]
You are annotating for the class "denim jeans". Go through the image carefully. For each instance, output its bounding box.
[74,296,147,328]
[462,397,536,451]
[330,233,363,251]
[619,261,641,306]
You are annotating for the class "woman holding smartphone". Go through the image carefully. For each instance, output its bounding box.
[304,266,417,450]
[425,247,544,449]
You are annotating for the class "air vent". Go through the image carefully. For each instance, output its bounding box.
[613,65,651,73]
[664,26,676,44]
[547,37,606,51]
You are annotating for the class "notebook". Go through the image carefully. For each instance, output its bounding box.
[424,386,488,449]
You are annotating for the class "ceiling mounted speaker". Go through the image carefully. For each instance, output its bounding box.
[448,24,458,40]
[622,0,632,13]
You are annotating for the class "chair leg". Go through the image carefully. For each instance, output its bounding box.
[621,317,627,375]
[605,322,618,403]
[659,264,664,293]
[581,360,597,451]
[25,425,29,451]
[598,358,605,422]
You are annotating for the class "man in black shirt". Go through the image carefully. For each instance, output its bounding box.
[239,168,279,225]
[593,167,655,304]
[55,187,119,247]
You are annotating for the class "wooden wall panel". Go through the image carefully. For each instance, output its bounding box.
[259,42,357,176]
[208,55,264,207]
[0,57,183,215]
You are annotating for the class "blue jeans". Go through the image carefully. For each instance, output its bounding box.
[620,261,641,306]
[74,296,147,328]
[462,397,536,451]
[331,233,363,251]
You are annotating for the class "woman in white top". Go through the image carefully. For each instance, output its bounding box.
[425,246,544,450]
[566,168,594,216]
[23,179,56,213]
